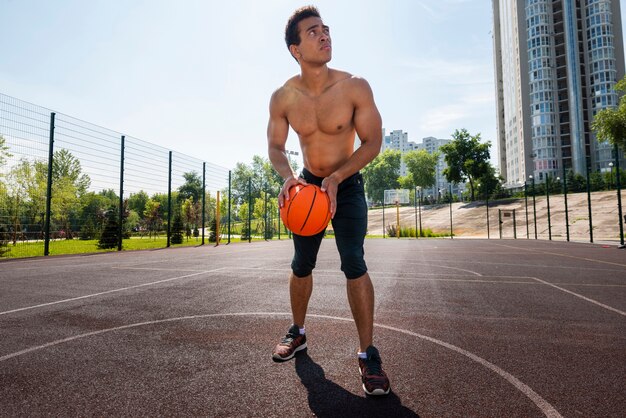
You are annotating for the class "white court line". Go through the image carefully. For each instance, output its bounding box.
[0,267,227,316]
[494,243,626,269]
[112,267,207,272]
[531,277,626,317]
[401,258,626,274]
[0,312,562,417]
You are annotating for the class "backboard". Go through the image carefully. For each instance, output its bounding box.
[384,189,410,205]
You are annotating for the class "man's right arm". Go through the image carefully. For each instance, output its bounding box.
[267,88,305,207]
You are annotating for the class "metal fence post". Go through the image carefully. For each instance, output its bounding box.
[524,182,529,239]
[418,189,422,237]
[44,112,55,256]
[167,151,172,247]
[228,170,232,244]
[531,176,537,239]
[414,187,418,239]
[486,198,490,239]
[546,174,552,241]
[264,184,268,241]
[248,177,252,243]
[202,162,206,245]
[118,135,125,251]
[586,163,593,243]
[382,200,385,238]
[563,167,570,242]
[449,183,453,239]
[614,143,624,248]
[513,210,517,239]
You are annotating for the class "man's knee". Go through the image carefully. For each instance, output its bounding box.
[340,249,367,280]
[291,259,314,278]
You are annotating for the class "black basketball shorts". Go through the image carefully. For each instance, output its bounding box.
[291,168,368,280]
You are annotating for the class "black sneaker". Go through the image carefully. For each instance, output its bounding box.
[272,324,307,362]
[358,345,391,395]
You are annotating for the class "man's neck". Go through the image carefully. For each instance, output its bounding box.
[299,64,330,95]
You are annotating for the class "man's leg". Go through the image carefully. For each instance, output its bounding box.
[272,271,311,362]
[346,272,374,352]
[290,272,313,327]
[272,230,323,362]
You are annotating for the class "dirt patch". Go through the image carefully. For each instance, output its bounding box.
[366,190,625,241]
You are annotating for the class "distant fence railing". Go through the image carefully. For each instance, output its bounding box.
[372,180,624,246]
[0,93,292,259]
[1,92,624,258]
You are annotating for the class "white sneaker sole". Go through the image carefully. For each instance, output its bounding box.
[359,366,391,396]
[272,342,307,362]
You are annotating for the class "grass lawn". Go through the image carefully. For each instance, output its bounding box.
[0,232,300,259]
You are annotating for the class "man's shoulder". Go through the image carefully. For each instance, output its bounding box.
[330,69,371,90]
[271,76,300,102]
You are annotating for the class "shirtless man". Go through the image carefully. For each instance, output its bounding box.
[267,6,390,396]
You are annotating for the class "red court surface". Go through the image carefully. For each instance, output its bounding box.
[1,239,625,417]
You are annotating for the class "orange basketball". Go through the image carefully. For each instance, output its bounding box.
[280,184,331,236]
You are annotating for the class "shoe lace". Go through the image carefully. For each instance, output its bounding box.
[280,332,297,345]
[364,355,383,376]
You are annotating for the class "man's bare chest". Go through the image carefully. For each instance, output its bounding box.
[286,93,354,137]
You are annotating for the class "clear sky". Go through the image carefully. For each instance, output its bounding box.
[1,0,625,171]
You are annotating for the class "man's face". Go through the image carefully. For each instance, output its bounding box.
[293,16,332,64]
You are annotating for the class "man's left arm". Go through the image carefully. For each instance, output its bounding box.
[321,77,382,215]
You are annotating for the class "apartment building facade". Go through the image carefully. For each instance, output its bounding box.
[493,0,625,187]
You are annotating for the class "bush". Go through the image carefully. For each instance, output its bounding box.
[171,214,184,245]
[385,224,446,238]
[98,209,119,249]
[80,218,97,240]
[0,226,9,257]
[209,218,217,243]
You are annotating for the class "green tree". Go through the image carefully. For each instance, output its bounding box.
[178,171,203,203]
[232,155,299,205]
[404,149,438,191]
[170,213,184,244]
[209,217,217,243]
[0,135,12,169]
[362,149,401,205]
[128,191,149,220]
[181,197,199,240]
[143,199,162,238]
[98,208,119,249]
[238,201,250,240]
[79,192,114,240]
[52,149,90,194]
[476,165,501,200]
[440,129,491,201]
[592,75,626,149]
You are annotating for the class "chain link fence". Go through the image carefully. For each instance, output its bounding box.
[0,93,272,258]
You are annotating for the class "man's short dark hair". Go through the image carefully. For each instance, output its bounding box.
[285,5,321,50]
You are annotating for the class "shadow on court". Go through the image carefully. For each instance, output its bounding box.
[294,351,419,418]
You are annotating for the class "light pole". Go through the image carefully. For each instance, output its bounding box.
[530,175,537,239]
[608,162,614,190]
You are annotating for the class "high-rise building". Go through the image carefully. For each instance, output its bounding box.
[381,129,419,176]
[417,137,461,200]
[492,0,625,187]
[380,130,464,200]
